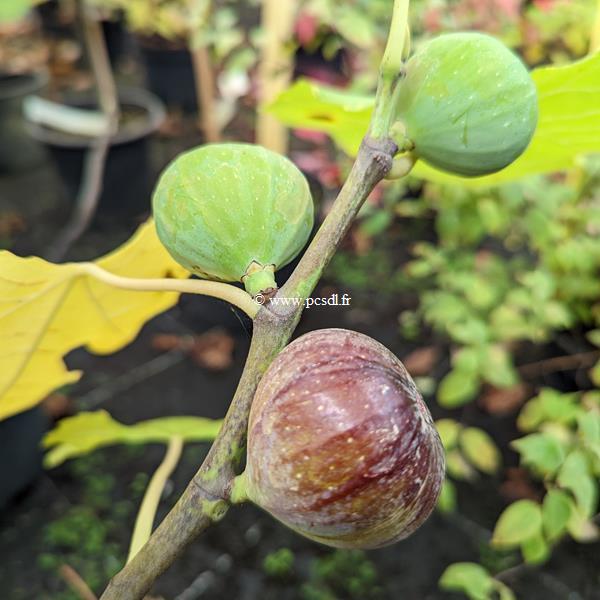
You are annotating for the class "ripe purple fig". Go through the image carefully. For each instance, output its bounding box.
[244,328,445,548]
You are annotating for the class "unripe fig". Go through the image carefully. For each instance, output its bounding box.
[396,32,538,176]
[152,143,314,297]
[245,328,445,548]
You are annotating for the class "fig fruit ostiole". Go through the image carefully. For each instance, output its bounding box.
[395,32,538,177]
[241,328,445,549]
[152,143,314,298]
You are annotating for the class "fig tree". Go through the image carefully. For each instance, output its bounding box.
[244,328,445,549]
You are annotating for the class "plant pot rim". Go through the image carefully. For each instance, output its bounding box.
[26,86,166,149]
[0,70,49,102]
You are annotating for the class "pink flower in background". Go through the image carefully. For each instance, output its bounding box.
[295,12,319,46]
[424,7,443,32]
[293,149,342,188]
[495,0,522,19]
[449,0,523,32]
[294,130,329,144]
[532,0,555,11]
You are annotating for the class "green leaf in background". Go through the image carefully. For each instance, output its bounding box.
[492,500,543,548]
[496,582,517,600]
[557,450,598,517]
[446,449,477,481]
[587,329,600,347]
[511,432,567,476]
[521,531,550,564]
[453,346,483,373]
[359,210,393,236]
[437,368,480,408]
[567,504,600,542]
[335,7,376,48]
[268,53,600,185]
[517,389,580,431]
[439,562,494,600]
[447,318,490,345]
[591,360,600,387]
[459,427,502,475]
[437,478,457,513]
[0,0,34,23]
[578,411,600,446]
[542,489,574,541]
[265,79,372,155]
[43,410,222,468]
[435,418,461,450]
[480,346,519,388]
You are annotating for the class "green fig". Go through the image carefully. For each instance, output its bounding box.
[152,143,314,297]
[395,32,538,177]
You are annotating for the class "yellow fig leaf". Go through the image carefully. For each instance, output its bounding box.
[265,78,373,156]
[43,410,222,467]
[0,220,188,421]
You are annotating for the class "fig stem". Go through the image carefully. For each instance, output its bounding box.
[100,4,408,597]
[241,263,278,298]
[381,0,410,78]
[229,471,249,504]
[77,262,259,319]
[370,0,410,139]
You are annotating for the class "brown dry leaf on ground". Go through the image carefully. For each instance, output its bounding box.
[403,346,440,377]
[0,21,49,73]
[500,467,542,503]
[190,329,235,370]
[151,329,235,371]
[0,211,27,237]
[157,110,186,137]
[42,393,74,419]
[479,383,530,415]
[150,334,189,352]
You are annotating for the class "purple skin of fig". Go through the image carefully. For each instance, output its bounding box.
[245,328,445,549]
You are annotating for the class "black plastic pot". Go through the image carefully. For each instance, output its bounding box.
[0,71,48,173]
[137,36,197,111]
[27,87,166,222]
[101,17,129,66]
[36,0,74,36]
[0,406,49,509]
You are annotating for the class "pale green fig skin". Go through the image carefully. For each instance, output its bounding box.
[152,143,314,293]
[396,32,538,177]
